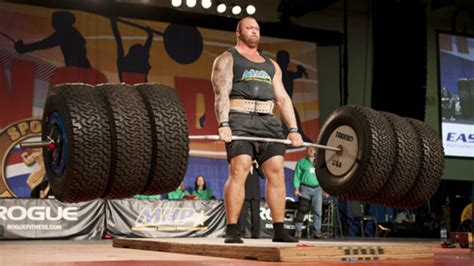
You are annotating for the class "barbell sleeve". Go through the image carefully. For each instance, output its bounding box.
[20,141,51,149]
[189,135,342,152]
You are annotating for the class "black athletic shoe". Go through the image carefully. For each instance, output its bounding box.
[224,224,244,244]
[272,222,299,243]
[272,231,299,242]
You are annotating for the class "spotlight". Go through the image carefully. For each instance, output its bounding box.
[246,5,256,15]
[171,0,182,7]
[217,3,227,13]
[201,0,212,9]
[186,0,197,8]
[231,5,241,15]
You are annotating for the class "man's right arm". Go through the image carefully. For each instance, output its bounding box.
[211,52,233,142]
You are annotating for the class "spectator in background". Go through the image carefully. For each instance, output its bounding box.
[167,181,190,200]
[238,161,263,239]
[192,175,214,200]
[293,146,327,239]
[441,87,455,121]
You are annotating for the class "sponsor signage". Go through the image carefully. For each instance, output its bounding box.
[0,199,105,239]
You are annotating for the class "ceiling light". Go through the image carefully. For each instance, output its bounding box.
[246,5,256,15]
[231,5,241,15]
[217,3,227,13]
[201,0,212,9]
[171,0,182,7]
[186,0,197,8]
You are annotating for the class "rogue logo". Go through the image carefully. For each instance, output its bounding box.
[446,132,474,143]
[0,118,43,198]
[0,206,79,221]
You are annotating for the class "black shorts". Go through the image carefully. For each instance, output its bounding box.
[225,140,286,164]
[225,112,286,163]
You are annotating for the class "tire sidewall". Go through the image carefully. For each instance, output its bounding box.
[42,91,75,200]
[316,109,370,194]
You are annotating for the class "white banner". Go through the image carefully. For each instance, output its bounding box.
[442,122,474,157]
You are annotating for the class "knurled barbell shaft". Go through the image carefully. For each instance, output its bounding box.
[189,135,342,152]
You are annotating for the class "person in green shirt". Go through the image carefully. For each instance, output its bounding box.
[293,146,327,239]
[192,175,214,200]
[167,181,190,200]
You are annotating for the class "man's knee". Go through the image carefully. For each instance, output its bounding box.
[261,155,284,174]
[229,155,252,183]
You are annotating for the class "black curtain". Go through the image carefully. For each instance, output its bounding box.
[371,0,427,120]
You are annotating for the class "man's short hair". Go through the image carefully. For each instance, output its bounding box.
[236,16,256,33]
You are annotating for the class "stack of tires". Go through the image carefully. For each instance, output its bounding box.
[315,105,445,209]
[42,83,189,203]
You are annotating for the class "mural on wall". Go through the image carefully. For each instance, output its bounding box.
[0,2,320,199]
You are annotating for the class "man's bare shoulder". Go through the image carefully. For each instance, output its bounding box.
[268,57,282,75]
[214,51,233,67]
[268,57,280,69]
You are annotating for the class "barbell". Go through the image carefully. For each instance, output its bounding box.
[188,135,343,152]
[20,83,445,209]
[23,135,342,152]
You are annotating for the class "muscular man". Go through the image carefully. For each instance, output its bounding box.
[211,16,303,243]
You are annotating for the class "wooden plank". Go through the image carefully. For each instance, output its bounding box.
[113,238,434,262]
[114,238,282,261]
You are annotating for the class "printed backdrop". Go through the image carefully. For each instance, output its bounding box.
[0,3,320,199]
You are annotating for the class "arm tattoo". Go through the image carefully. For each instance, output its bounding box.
[211,52,233,123]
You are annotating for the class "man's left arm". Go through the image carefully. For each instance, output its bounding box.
[270,59,303,147]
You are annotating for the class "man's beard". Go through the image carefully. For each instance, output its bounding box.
[240,34,259,47]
